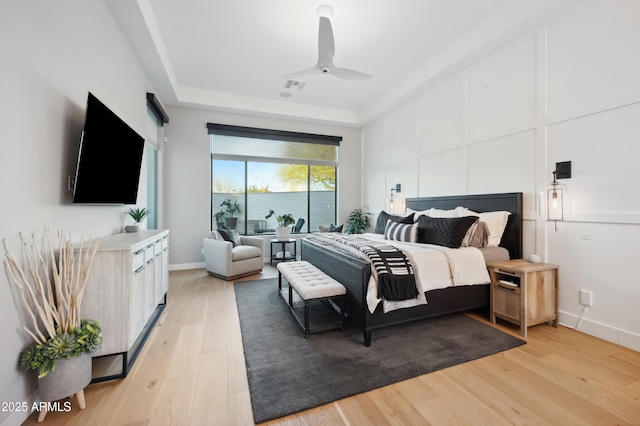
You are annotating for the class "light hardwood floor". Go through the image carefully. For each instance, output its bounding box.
[23,266,640,425]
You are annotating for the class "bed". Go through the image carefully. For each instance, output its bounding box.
[300,192,523,346]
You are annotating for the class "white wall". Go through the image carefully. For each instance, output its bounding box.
[0,2,160,424]
[361,0,640,351]
[162,106,362,268]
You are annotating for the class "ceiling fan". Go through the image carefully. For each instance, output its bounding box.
[283,5,373,80]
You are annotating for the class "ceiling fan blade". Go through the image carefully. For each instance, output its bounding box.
[280,67,320,80]
[281,11,373,81]
[331,67,373,80]
[318,16,335,61]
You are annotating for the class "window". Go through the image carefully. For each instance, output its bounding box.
[208,124,341,235]
[145,105,163,229]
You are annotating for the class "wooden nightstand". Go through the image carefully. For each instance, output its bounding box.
[487,259,559,338]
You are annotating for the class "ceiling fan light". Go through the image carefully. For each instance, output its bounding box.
[316,4,334,19]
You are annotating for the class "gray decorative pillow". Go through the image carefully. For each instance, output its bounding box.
[218,227,240,247]
[374,211,414,234]
[384,220,418,243]
[415,216,478,248]
[329,223,343,233]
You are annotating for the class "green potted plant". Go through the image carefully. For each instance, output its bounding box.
[18,319,103,378]
[4,229,103,419]
[265,210,295,241]
[214,209,227,229]
[220,199,241,229]
[346,207,371,234]
[125,207,151,232]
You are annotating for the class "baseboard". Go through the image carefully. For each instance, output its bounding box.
[559,310,640,352]
[169,262,205,271]
[1,389,38,426]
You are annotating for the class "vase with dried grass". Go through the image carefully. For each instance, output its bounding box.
[3,228,102,422]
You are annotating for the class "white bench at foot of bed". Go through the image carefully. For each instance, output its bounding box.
[277,261,346,337]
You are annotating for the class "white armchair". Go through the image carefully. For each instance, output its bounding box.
[203,234,264,280]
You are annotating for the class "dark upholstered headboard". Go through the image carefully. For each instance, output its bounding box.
[405,192,523,259]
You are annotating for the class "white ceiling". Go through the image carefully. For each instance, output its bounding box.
[108,0,582,126]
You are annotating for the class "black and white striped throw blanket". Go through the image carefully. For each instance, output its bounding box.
[306,234,419,301]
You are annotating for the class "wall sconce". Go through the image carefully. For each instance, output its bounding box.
[385,183,406,214]
[547,161,571,231]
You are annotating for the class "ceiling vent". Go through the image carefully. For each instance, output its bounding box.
[284,80,306,91]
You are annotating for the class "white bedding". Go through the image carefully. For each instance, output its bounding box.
[360,234,490,313]
[306,233,490,313]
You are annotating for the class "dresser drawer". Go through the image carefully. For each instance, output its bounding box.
[131,249,145,273]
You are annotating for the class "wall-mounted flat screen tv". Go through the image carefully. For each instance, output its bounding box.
[72,92,145,204]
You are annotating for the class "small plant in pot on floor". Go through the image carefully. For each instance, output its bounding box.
[220,199,241,230]
[346,207,371,234]
[214,209,227,230]
[4,229,103,421]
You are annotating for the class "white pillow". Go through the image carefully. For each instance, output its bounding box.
[456,206,510,246]
[427,208,457,218]
[406,207,430,219]
[407,207,457,220]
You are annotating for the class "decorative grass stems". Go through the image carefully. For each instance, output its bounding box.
[3,228,102,377]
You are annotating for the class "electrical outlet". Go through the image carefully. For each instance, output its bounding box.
[580,226,593,240]
[67,175,76,192]
[580,289,593,307]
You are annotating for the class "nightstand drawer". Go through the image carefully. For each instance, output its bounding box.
[494,284,521,321]
[494,268,521,279]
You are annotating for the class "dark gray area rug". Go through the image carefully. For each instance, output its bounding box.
[235,278,525,424]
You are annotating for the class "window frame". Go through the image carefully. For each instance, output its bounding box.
[208,123,341,235]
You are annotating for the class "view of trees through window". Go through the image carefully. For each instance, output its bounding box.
[210,131,338,235]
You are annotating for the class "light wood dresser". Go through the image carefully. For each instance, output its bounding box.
[79,229,169,380]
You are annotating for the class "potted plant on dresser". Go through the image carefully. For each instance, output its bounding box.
[125,207,151,232]
[265,210,295,241]
[3,229,103,422]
